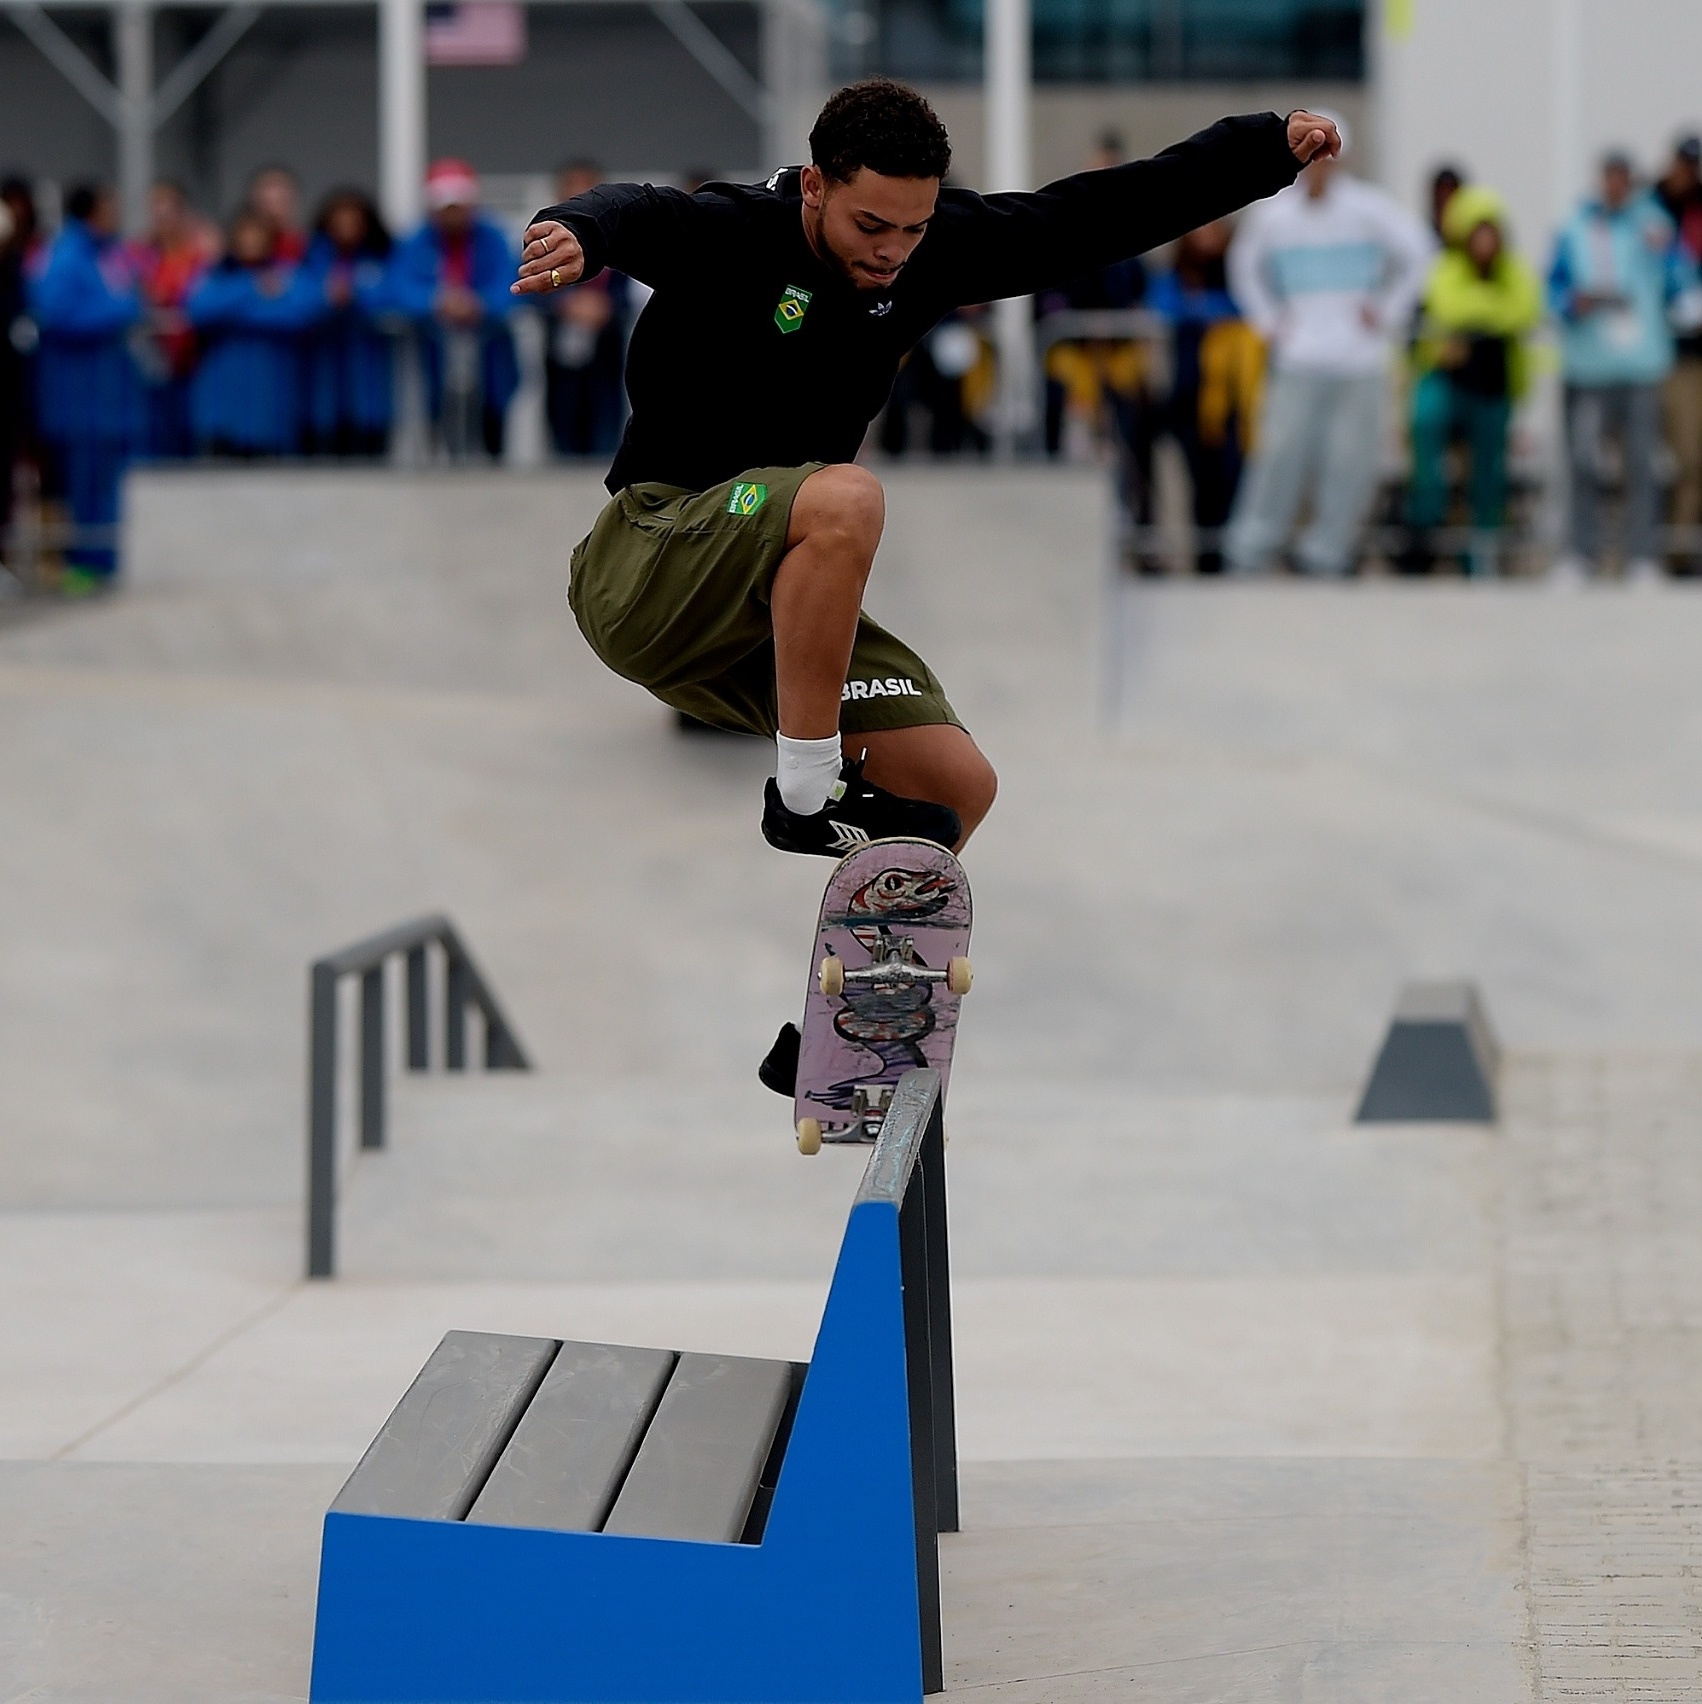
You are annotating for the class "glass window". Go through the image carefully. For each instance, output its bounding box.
[832,0,1363,83]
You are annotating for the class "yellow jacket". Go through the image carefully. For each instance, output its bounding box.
[1414,186,1544,398]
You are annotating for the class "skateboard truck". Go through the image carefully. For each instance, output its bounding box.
[819,939,972,999]
[799,1084,896,1152]
[850,1084,895,1140]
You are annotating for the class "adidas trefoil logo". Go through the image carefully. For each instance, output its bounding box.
[826,821,872,851]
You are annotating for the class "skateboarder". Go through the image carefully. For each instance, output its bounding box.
[513,84,1336,1090]
[515,81,1338,853]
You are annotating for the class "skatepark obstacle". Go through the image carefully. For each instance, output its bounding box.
[306,914,530,1279]
[1354,980,1499,1123]
[307,1066,958,1704]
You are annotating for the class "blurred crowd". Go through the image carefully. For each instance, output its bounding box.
[909,122,1702,582]
[0,157,631,590]
[7,124,1702,591]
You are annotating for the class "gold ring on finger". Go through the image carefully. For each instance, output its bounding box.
[551,268,561,289]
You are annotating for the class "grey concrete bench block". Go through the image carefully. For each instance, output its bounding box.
[603,1353,794,1544]
[330,1330,557,1521]
[1355,980,1499,1123]
[466,1342,676,1533]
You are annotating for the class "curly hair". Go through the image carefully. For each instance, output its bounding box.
[809,79,952,184]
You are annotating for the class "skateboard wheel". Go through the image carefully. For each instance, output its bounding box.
[819,956,844,997]
[947,956,973,996]
[797,1118,823,1155]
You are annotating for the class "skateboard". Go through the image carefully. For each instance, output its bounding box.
[794,837,973,1154]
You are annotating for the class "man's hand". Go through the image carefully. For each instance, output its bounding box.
[1287,111,1342,166]
[512,220,585,296]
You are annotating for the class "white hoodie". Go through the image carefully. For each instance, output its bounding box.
[1229,172,1434,376]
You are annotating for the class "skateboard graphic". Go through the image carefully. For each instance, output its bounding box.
[794,837,973,1154]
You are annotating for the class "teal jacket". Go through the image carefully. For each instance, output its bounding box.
[1548,192,1689,385]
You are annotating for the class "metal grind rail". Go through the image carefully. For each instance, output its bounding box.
[306,914,530,1279]
[859,1068,960,1687]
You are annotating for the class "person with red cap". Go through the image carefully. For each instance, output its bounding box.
[391,158,518,458]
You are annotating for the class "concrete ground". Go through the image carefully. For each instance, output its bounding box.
[4,464,1702,1700]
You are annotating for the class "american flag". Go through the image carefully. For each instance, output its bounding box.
[425,1,527,65]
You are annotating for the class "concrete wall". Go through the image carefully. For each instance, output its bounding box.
[1374,0,1702,247]
[0,3,765,219]
[0,9,1354,219]
[0,14,114,189]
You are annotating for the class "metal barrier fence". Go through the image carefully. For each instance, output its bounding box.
[306,913,530,1279]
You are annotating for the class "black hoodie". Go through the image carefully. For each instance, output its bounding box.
[534,112,1299,494]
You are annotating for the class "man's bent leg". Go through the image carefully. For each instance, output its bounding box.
[851,724,998,849]
[771,463,885,738]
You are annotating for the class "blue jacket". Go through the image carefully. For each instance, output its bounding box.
[390,217,518,421]
[27,219,143,446]
[187,260,319,452]
[1549,192,1690,385]
[300,236,396,436]
[1146,268,1240,330]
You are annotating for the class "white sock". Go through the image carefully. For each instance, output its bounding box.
[775,732,844,814]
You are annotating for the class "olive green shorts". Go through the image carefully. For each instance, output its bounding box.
[567,462,960,738]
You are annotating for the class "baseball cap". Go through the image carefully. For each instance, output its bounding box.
[425,157,480,209]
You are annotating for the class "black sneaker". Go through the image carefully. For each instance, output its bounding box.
[759,1022,800,1096]
[761,755,961,858]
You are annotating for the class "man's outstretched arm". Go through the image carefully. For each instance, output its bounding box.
[512,181,719,297]
[934,110,1338,306]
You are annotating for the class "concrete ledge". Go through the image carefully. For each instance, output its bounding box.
[1355,982,1498,1124]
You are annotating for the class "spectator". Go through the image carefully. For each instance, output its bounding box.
[392,158,518,460]
[1655,135,1702,570]
[0,176,38,573]
[542,160,631,459]
[1428,163,1466,242]
[247,164,308,264]
[133,179,217,459]
[1037,135,1153,553]
[1406,186,1543,576]
[1147,219,1259,574]
[1549,150,1690,583]
[879,307,992,458]
[301,188,394,458]
[27,182,142,586]
[1224,116,1432,576]
[186,206,316,457]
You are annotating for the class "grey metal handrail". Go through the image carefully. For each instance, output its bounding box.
[862,1067,957,1695]
[1033,305,1171,361]
[306,914,530,1278]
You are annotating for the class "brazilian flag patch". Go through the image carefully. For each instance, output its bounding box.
[727,482,769,516]
[774,284,813,334]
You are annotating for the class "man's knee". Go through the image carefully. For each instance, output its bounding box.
[950,746,998,836]
[790,462,885,555]
[969,752,998,818]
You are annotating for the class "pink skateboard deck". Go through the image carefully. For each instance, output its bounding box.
[794,837,973,1152]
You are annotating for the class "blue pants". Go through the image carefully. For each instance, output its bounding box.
[1566,381,1662,563]
[146,378,196,461]
[55,437,126,575]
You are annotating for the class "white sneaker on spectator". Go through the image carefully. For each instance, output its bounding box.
[1547,553,1592,587]
[1625,556,1666,588]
